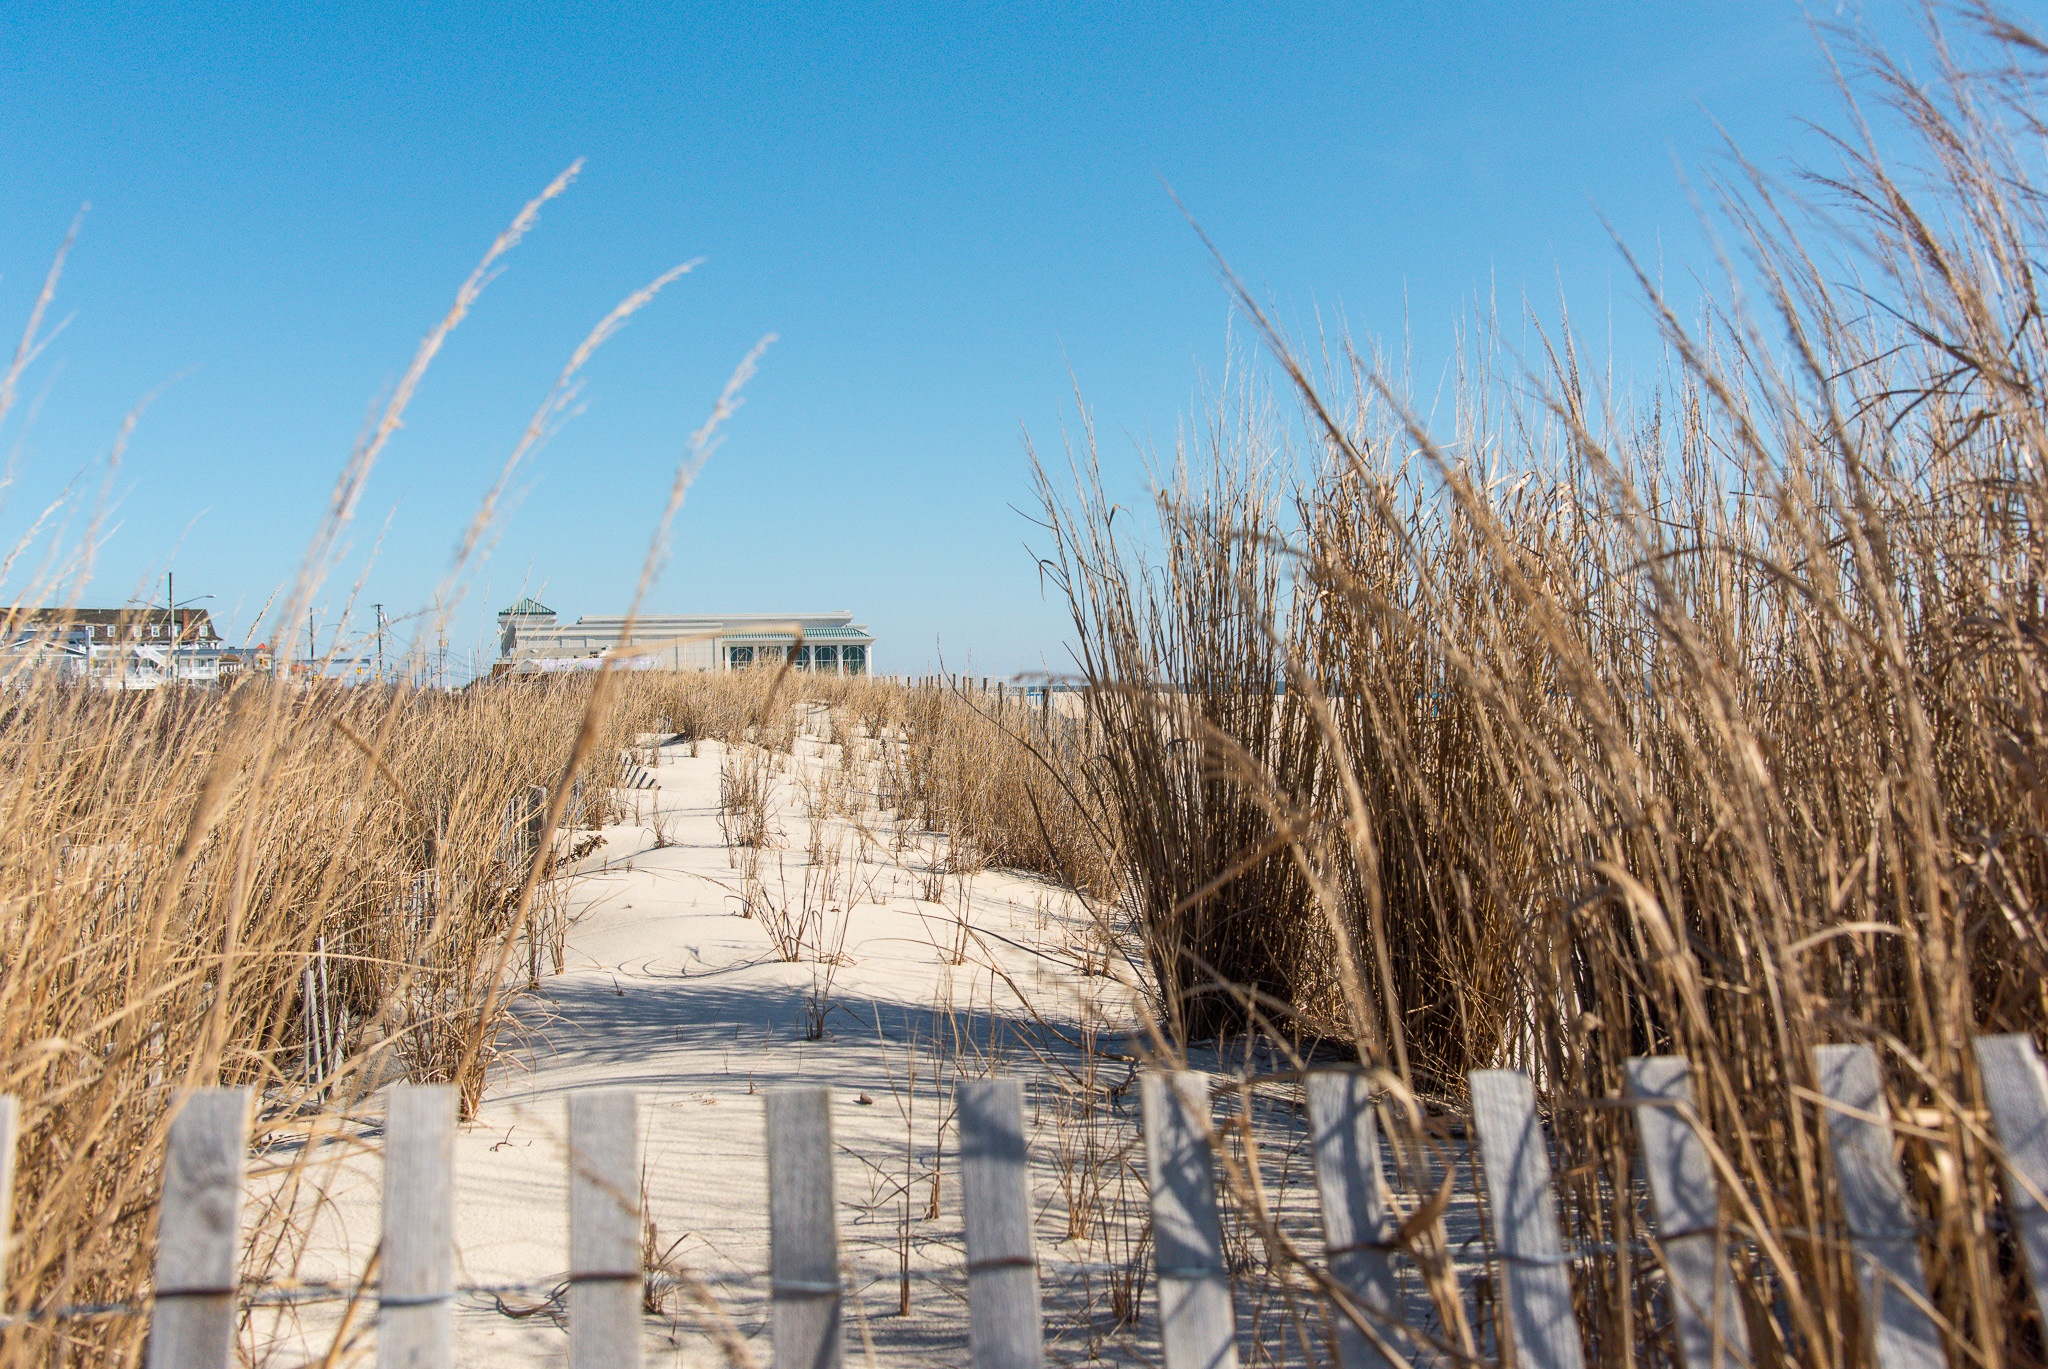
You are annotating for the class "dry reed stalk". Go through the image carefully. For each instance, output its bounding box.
[1027,8,2048,1365]
[0,161,750,1364]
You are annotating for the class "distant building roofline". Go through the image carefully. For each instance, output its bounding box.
[566,610,855,625]
[721,627,872,642]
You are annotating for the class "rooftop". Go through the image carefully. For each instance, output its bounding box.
[13,607,219,637]
[724,626,873,642]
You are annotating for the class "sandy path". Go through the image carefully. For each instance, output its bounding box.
[263,733,1148,1367]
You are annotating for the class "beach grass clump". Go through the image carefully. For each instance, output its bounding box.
[645,667,1120,899]
[0,671,611,1362]
[1034,7,2048,1363]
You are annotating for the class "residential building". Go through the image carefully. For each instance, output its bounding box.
[5,607,228,688]
[495,600,874,674]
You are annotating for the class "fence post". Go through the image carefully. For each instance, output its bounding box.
[146,1088,251,1369]
[1304,1070,1398,1369]
[0,1094,16,1315]
[767,1087,841,1369]
[314,938,335,1088]
[958,1079,1042,1369]
[1139,1072,1239,1369]
[523,784,547,869]
[568,1090,642,1369]
[502,791,524,868]
[1467,1069,1586,1369]
[1812,1044,1945,1369]
[379,1084,455,1369]
[1625,1057,1749,1369]
[302,968,323,1083]
[1973,1034,2048,1329]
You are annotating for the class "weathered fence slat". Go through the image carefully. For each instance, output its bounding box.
[302,968,324,1082]
[146,1088,251,1369]
[767,1086,842,1369]
[1139,1072,1239,1369]
[1304,1070,1399,1369]
[379,1084,455,1369]
[1625,1056,1750,1369]
[523,785,548,868]
[1468,1069,1587,1369]
[1974,1034,2048,1330]
[0,1093,17,1290]
[568,1089,642,1369]
[1812,1044,1944,1369]
[958,1079,1043,1369]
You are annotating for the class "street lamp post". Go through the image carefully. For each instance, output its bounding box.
[159,574,213,687]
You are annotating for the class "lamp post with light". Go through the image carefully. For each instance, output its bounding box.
[159,573,212,686]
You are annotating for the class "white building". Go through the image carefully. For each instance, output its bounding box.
[5,608,228,689]
[496,601,873,674]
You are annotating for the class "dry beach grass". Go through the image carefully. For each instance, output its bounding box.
[0,678,618,1363]
[1021,10,2048,1367]
[7,4,2048,1366]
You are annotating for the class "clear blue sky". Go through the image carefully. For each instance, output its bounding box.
[0,1,1918,676]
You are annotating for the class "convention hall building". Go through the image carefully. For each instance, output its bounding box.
[495,601,873,674]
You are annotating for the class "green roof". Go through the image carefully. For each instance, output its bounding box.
[499,598,555,617]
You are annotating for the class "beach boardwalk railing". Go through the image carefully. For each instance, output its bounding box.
[568,1089,643,1369]
[15,1040,2048,1365]
[1468,1069,1587,1369]
[1305,1069,1400,1369]
[959,1078,1044,1369]
[1973,1034,2048,1332]
[1140,1071,1240,1369]
[767,1085,843,1369]
[147,1089,250,1369]
[379,1084,455,1369]
[1624,1056,1750,1369]
[1814,1044,1946,1369]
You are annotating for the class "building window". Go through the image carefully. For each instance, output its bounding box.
[812,645,837,671]
[758,644,785,665]
[842,644,866,674]
[726,645,754,668]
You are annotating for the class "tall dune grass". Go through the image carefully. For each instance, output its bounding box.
[0,675,623,1362]
[0,158,741,1363]
[638,668,1120,897]
[1037,8,2048,1364]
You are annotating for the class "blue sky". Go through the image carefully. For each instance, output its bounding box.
[0,1,1915,676]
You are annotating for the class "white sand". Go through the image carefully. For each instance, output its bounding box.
[260,732,1150,1366]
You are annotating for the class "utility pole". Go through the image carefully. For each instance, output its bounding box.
[432,595,447,690]
[373,603,385,682]
[165,571,174,686]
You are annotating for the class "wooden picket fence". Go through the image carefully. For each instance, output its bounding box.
[6,1034,2048,1368]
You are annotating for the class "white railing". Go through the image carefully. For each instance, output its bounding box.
[6,1035,2048,1367]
